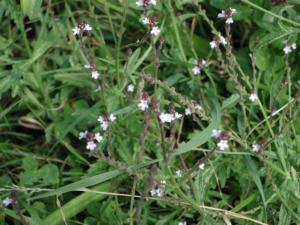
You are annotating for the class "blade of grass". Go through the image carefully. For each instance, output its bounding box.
[30,159,160,200]
[42,182,116,225]
[240,0,300,27]
[173,96,221,156]
[244,155,266,208]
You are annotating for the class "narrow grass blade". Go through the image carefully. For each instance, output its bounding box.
[173,97,221,156]
[244,155,266,207]
[42,182,115,225]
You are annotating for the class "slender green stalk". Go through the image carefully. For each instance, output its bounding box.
[241,0,300,27]
[167,0,187,61]
[42,182,117,225]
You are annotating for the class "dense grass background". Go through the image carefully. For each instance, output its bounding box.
[0,0,300,224]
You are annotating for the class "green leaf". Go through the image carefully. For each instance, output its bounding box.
[244,155,266,207]
[126,48,141,78]
[256,28,300,49]
[255,47,273,71]
[22,155,39,171]
[173,97,221,156]
[21,0,42,20]
[31,170,122,200]
[221,94,240,110]
[20,171,40,186]
[38,164,60,185]
[42,182,116,225]
[30,159,159,200]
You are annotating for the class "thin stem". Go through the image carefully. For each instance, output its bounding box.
[240,0,300,27]
[167,0,187,61]
[78,188,269,225]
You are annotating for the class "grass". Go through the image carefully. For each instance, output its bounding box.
[0,0,300,224]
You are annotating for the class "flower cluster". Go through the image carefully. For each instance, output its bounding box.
[136,0,160,36]
[84,63,100,80]
[97,113,116,131]
[249,89,258,102]
[185,102,203,116]
[199,163,205,170]
[2,197,14,207]
[252,140,267,153]
[72,22,92,36]
[252,144,261,152]
[210,34,227,49]
[175,170,182,177]
[283,40,296,55]
[218,8,237,24]
[150,180,166,197]
[142,16,160,36]
[138,92,150,111]
[79,131,103,151]
[127,84,135,93]
[178,222,187,225]
[212,129,229,151]
[159,112,182,123]
[136,0,156,8]
[72,19,101,81]
[192,59,206,76]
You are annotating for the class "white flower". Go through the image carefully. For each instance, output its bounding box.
[283,42,296,55]
[150,188,164,197]
[217,140,229,151]
[159,113,175,123]
[84,24,92,31]
[249,92,258,102]
[219,35,227,45]
[72,26,80,36]
[155,188,163,197]
[142,17,149,25]
[226,17,234,24]
[138,99,149,111]
[150,26,160,36]
[98,116,110,130]
[97,116,104,123]
[95,85,101,92]
[192,66,201,75]
[218,8,236,24]
[100,121,109,131]
[84,64,91,69]
[109,114,116,122]
[210,35,227,49]
[136,0,143,6]
[195,104,202,111]
[185,108,192,115]
[79,131,88,139]
[127,84,135,92]
[91,70,100,79]
[2,197,13,207]
[252,144,261,152]
[178,222,187,225]
[86,141,97,151]
[175,170,182,177]
[160,180,166,185]
[212,129,222,138]
[174,112,182,119]
[95,133,103,143]
[199,163,205,170]
[210,40,217,49]
[150,188,157,196]
[150,0,156,5]
[217,11,226,19]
